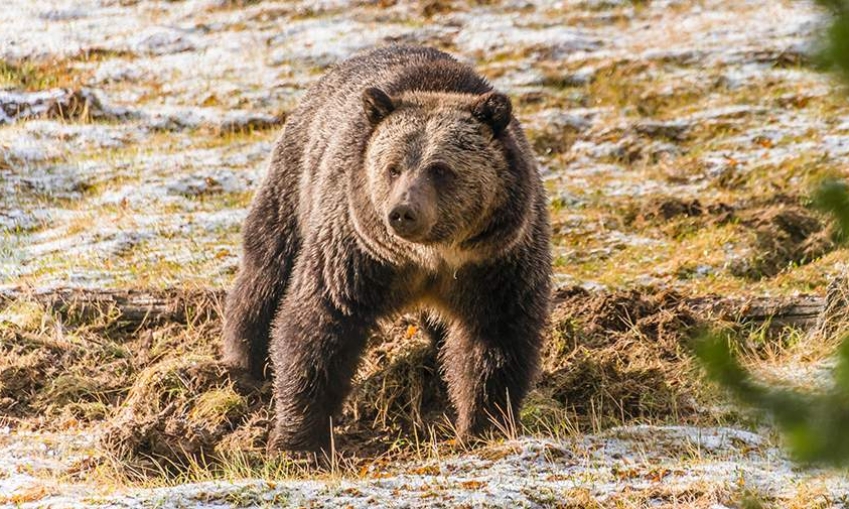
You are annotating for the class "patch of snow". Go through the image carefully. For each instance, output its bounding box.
[167,170,249,196]
[126,27,199,56]
[268,18,413,68]
[456,13,601,58]
[529,108,596,132]
[5,427,845,508]
[143,106,282,133]
[0,89,70,124]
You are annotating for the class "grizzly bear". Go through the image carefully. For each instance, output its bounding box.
[223,45,551,455]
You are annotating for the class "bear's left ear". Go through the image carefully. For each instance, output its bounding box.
[363,87,395,125]
[471,92,512,136]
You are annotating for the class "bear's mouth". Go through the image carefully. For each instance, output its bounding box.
[388,224,431,243]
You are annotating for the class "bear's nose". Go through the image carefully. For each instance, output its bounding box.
[388,204,422,238]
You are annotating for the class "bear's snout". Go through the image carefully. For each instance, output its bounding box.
[386,173,438,242]
[388,203,427,240]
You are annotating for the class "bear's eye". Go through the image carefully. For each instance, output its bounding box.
[387,166,401,179]
[428,163,454,180]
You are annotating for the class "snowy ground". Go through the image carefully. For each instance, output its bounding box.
[1,0,846,294]
[3,425,849,508]
[3,0,849,507]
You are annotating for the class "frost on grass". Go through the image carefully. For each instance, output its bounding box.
[6,427,849,508]
[1,0,847,293]
[0,88,123,124]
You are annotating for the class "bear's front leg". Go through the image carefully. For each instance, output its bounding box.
[267,262,377,455]
[441,265,549,441]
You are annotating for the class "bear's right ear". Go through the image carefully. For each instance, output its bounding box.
[363,87,395,125]
[471,92,512,136]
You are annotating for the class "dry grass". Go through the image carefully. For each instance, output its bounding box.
[2,284,807,488]
[1,285,837,506]
[0,58,85,91]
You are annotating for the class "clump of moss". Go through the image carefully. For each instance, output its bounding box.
[731,205,835,279]
[100,356,266,474]
[347,320,447,432]
[527,287,701,431]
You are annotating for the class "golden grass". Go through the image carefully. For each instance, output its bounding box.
[0,285,775,489]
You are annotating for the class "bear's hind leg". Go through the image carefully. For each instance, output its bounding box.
[223,180,301,380]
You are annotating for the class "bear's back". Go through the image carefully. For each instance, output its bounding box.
[304,46,492,114]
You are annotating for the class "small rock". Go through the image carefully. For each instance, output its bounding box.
[634,120,691,142]
[0,88,129,124]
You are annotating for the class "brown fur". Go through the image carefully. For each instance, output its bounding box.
[222,46,551,454]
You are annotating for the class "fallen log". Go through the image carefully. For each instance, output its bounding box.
[0,287,226,330]
[688,294,825,329]
[0,287,829,332]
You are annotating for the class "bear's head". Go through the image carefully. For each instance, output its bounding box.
[362,88,513,247]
